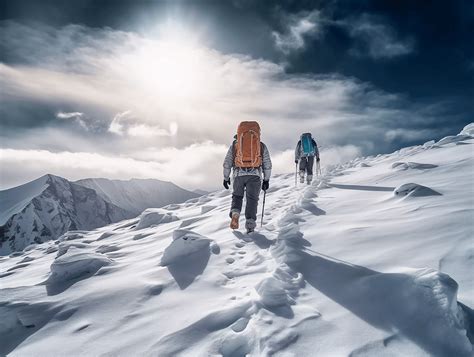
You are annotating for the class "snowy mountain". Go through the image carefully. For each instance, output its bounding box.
[0,175,131,255]
[194,188,210,196]
[1,124,473,356]
[0,176,201,255]
[75,178,200,216]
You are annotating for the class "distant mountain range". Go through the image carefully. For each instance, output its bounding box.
[0,175,201,254]
[76,178,200,216]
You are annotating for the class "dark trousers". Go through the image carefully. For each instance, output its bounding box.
[299,156,314,175]
[230,175,261,221]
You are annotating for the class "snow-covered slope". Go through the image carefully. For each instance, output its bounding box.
[194,188,210,196]
[0,175,50,226]
[1,126,473,356]
[0,175,131,255]
[75,178,200,216]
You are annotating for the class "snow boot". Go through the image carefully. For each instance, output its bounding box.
[307,175,313,185]
[245,219,256,234]
[230,212,240,230]
[299,170,305,184]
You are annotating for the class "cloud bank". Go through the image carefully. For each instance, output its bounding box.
[0,21,445,189]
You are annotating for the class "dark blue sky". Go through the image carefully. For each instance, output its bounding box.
[3,0,473,104]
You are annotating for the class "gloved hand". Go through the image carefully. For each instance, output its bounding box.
[223,179,231,190]
[316,157,320,162]
[294,159,298,164]
[262,180,269,191]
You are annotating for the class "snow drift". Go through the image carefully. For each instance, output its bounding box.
[0,124,472,356]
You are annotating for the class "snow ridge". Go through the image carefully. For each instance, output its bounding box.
[75,178,200,216]
[0,175,130,254]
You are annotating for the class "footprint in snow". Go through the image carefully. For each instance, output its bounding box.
[210,242,221,254]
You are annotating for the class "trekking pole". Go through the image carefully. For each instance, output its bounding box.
[317,161,322,176]
[261,190,266,227]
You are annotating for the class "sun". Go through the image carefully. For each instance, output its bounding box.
[122,21,211,102]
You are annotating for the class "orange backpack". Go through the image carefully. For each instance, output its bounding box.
[234,121,262,168]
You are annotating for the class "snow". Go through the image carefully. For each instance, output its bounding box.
[75,178,200,216]
[135,209,179,230]
[460,123,474,136]
[1,175,202,255]
[0,125,473,356]
[0,174,49,225]
[392,161,438,170]
[47,249,112,287]
[0,175,130,254]
[394,183,442,197]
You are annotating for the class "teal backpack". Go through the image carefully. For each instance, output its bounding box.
[301,133,315,157]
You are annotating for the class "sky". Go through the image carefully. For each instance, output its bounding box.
[1,0,473,191]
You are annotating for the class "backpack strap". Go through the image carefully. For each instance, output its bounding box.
[232,140,236,168]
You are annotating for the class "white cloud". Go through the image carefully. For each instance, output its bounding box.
[0,35,406,151]
[56,112,83,119]
[108,111,178,137]
[127,123,176,138]
[108,112,126,136]
[318,145,362,166]
[0,143,226,191]
[385,128,439,143]
[271,11,413,59]
[343,14,415,59]
[0,22,433,189]
[0,142,363,191]
[55,111,89,129]
[272,10,321,54]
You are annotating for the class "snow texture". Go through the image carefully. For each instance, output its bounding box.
[0,125,473,356]
[394,183,442,198]
[135,210,179,230]
[47,249,112,286]
[392,162,438,170]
